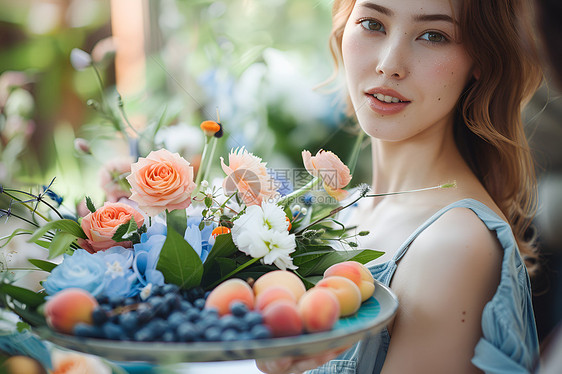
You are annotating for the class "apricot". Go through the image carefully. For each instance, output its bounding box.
[262,299,303,337]
[1,356,47,374]
[316,276,362,317]
[44,288,98,334]
[324,261,375,302]
[255,286,297,312]
[253,270,306,301]
[205,278,255,316]
[298,288,340,333]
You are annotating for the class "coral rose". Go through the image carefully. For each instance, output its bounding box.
[126,149,196,216]
[78,202,145,253]
[220,147,278,206]
[302,149,352,200]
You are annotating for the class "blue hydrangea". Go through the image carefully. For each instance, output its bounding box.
[43,249,106,296]
[185,216,216,262]
[93,246,137,298]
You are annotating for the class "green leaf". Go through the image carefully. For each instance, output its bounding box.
[28,259,57,272]
[156,227,203,289]
[203,233,238,272]
[0,284,45,307]
[166,209,187,237]
[295,249,384,277]
[28,219,86,243]
[111,218,138,242]
[85,196,96,213]
[48,232,78,259]
[204,196,212,208]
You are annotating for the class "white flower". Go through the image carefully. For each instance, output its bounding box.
[232,203,296,270]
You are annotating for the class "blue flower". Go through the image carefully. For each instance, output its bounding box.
[133,230,166,289]
[185,216,216,262]
[43,249,106,296]
[93,246,137,298]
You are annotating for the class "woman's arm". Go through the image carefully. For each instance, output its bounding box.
[381,207,502,374]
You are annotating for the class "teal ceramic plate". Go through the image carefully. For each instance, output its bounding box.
[38,279,398,363]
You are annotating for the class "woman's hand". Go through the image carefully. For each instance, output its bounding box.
[255,346,349,374]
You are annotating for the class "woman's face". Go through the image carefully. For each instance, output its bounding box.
[341,0,475,142]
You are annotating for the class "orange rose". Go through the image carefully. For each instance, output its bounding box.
[302,149,352,200]
[220,147,278,206]
[126,149,196,216]
[78,202,145,253]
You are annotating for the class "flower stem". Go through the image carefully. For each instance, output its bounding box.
[201,136,218,186]
[347,131,365,177]
[195,137,211,188]
[205,256,261,291]
[278,177,322,207]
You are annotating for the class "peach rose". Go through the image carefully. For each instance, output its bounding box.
[220,147,278,206]
[78,202,145,253]
[126,149,196,216]
[99,157,132,202]
[302,149,352,200]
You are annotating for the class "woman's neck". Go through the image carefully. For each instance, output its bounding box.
[369,129,466,195]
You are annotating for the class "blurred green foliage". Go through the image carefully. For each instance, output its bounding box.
[1,0,369,213]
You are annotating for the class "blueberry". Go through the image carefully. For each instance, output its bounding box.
[183,309,199,323]
[136,304,154,323]
[193,298,206,310]
[134,326,156,342]
[102,322,124,340]
[177,322,199,342]
[147,318,167,339]
[203,326,222,341]
[251,325,272,339]
[148,296,170,317]
[123,297,137,306]
[179,300,193,311]
[96,295,109,305]
[221,329,239,342]
[91,307,109,326]
[163,293,181,311]
[108,296,124,308]
[244,311,263,328]
[162,283,179,294]
[161,330,176,342]
[230,302,248,317]
[219,315,238,331]
[168,311,186,331]
[118,312,138,333]
[73,323,100,338]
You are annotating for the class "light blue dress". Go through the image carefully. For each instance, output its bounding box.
[307,199,539,374]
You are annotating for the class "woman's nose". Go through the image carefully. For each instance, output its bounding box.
[375,37,407,79]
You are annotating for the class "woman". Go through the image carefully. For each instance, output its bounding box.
[258,0,543,373]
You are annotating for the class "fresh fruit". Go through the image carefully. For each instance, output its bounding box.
[262,299,303,337]
[205,278,255,316]
[44,288,98,334]
[255,286,297,311]
[298,288,340,333]
[253,270,306,301]
[316,275,362,317]
[324,261,375,301]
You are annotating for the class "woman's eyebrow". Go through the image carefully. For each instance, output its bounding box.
[358,2,455,24]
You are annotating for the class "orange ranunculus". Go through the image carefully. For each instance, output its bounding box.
[302,149,352,200]
[51,349,111,374]
[220,147,278,206]
[126,149,196,216]
[78,202,145,253]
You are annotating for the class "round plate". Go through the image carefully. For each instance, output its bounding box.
[38,280,398,363]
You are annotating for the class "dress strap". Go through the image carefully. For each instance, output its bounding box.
[392,198,508,263]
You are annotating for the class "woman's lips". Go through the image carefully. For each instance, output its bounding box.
[364,92,410,115]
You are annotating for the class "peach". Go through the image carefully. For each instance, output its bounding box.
[324,261,375,302]
[253,270,306,301]
[255,286,296,312]
[44,288,98,334]
[316,276,362,317]
[205,278,255,316]
[298,288,340,333]
[262,299,303,337]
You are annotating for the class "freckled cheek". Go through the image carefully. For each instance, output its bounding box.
[424,57,471,103]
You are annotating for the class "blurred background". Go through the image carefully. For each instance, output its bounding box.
[0,0,560,356]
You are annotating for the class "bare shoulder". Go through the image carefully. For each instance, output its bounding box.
[382,206,503,373]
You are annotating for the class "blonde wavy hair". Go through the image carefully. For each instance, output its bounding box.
[329,0,543,274]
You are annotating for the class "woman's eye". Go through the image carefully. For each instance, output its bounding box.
[360,19,385,32]
[419,31,447,43]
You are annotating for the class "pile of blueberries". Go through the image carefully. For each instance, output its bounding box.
[73,284,273,342]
